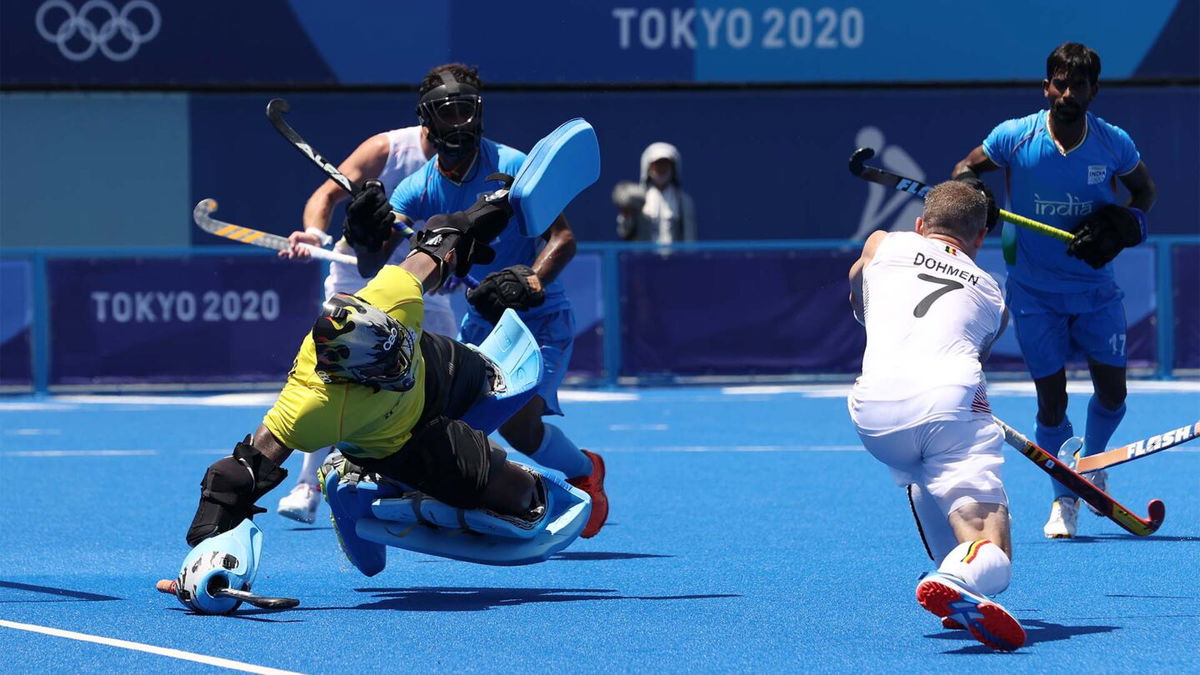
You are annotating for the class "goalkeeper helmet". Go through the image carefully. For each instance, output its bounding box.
[416,69,483,163]
[312,293,418,392]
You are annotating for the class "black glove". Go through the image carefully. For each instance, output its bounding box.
[343,180,394,252]
[410,176,515,281]
[1068,204,1145,269]
[466,265,546,324]
[185,437,287,547]
[953,173,1000,232]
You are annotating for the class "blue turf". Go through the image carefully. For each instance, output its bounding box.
[1,386,1197,672]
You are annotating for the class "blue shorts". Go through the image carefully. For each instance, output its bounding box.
[460,308,575,416]
[1006,278,1128,378]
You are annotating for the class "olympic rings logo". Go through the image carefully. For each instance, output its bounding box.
[35,0,161,62]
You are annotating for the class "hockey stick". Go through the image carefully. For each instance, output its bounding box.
[156,578,299,610]
[993,417,1165,536]
[848,148,1074,243]
[266,98,478,288]
[1074,421,1200,473]
[194,199,357,264]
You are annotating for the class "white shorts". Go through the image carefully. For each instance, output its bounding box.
[323,242,459,338]
[849,390,1007,516]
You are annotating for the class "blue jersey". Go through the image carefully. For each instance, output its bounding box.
[389,138,568,318]
[982,110,1141,293]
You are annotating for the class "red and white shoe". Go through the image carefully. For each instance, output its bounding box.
[916,573,1025,651]
[941,617,965,630]
[567,450,608,538]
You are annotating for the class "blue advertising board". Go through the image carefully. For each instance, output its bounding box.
[47,256,322,385]
[1173,244,1200,370]
[3,0,1195,86]
[0,260,34,388]
[617,244,1158,378]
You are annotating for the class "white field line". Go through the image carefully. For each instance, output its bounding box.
[0,450,157,458]
[595,445,866,453]
[1,381,1195,411]
[0,619,302,675]
[724,381,1200,397]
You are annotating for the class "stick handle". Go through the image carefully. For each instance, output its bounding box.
[999,209,1074,243]
[1075,421,1200,472]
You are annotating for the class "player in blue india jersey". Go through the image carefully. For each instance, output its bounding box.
[951,42,1157,538]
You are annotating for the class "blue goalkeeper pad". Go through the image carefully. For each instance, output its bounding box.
[358,462,590,566]
[511,118,600,237]
[461,308,544,434]
[175,519,262,614]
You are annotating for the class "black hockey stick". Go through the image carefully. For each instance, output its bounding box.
[266,98,478,288]
[156,579,299,611]
[848,147,1074,243]
[993,417,1165,536]
[267,98,356,195]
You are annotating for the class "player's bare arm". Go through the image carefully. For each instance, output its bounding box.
[849,230,886,323]
[1119,161,1157,212]
[283,133,392,259]
[530,214,577,286]
[249,424,295,466]
[952,146,1000,178]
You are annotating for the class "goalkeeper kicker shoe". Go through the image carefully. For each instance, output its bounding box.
[916,573,1025,651]
[567,450,608,538]
[277,482,321,524]
[1043,498,1078,539]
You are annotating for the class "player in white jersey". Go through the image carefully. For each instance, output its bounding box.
[848,181,1024,651]
[274,96,459,523]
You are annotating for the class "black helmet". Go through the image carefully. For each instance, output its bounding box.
[416,70,483,163]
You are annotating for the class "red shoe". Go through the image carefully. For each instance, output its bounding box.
[916,573,1025,651]
[567,450,608,538]
[941,617,965,630]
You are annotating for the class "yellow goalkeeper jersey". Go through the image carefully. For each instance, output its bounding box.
[263,266,427,459]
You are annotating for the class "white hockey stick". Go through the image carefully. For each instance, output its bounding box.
[193,198,356,265]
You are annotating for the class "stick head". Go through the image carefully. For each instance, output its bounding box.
[1146,499,1166,532]
[266,98,290,118]
[849,147,876,176]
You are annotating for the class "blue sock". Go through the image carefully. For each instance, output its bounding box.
[531,423,592,479]
[1084,397,1126,459]
[1037,416,1076,501]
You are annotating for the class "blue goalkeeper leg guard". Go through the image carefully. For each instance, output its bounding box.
[320,452,394,577]
[359,461,590,566]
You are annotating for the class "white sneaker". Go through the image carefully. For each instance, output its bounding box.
[276,483,321,524]
[1082,469,1108,516]
[1043,498,1078,539]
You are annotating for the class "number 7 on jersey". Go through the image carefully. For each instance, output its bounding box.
[914,273,964,318]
